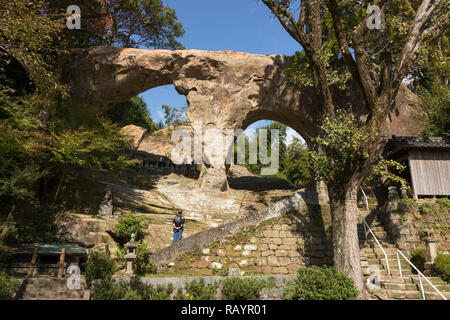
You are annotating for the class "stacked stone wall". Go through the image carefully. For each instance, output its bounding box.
[379,193,450,255]
[158,213,333,276]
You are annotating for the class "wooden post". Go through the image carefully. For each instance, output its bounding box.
[58,248,66,279]
[27,248,38,278]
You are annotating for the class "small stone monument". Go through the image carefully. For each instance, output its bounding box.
[97,185,114,218]
[124,234,138,276]
[424,231,439,274]
[400,185,409,198]
[388,186,399,200]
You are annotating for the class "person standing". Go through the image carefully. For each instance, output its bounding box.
[172,209,185,244]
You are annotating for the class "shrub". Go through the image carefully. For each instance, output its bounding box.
[0,270,19,300]
[93,277,174,300]
[135,241,155,275]
[113,212,148,246]
[436,198,450,208]
[283,266,359,300]
[410,248,427,273]
[182,278,219,300]
[92,279,138,300]
[84,251,116,286]
[221,277,267,300]
[431,254,450,283]
[418,203,432,215]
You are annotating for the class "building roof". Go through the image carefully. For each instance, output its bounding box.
[11,243,86,256]
[385,136,450,159]
[391,136,450,148]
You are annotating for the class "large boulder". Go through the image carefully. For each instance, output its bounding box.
[56,213,115,248]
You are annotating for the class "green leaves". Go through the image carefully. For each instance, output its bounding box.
[308,109,377,183]
[0,270,20,300]
[283,266,359,300]
[113,212,149,246]
[106,96,158,132]
[50,118,136,171]
[161,104,190,127]
[0,0,68,97]
[103,0,185,49]
[84,251,117,287]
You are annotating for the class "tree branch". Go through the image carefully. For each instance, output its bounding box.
[394,0,442,85]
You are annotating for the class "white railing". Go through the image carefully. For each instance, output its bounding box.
[358,187,391,277]
[396,249,447,300]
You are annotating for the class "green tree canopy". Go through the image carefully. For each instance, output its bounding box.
[161,104,190,127]
[106,96,158,132]
[46,0,185,49]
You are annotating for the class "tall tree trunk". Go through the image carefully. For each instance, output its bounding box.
[328,183,367,298]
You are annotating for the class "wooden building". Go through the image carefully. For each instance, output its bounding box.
[385,136,450,198]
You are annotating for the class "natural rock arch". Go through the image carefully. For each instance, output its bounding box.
[65,46,422,190]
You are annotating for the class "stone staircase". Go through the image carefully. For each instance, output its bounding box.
[358,213,450,300]
[20,276,90,300]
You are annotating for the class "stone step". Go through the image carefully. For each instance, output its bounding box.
[369,258,409,267]
[25,283,86,291]
[22,290,85,300]
[361,249,397,257]
[371,248,398,254]
[408,275,446,285]
[27,277,68,285]
[26,276,86,286]
[389,269,413,276]
[384,289,449,300]
[379,275,406,283]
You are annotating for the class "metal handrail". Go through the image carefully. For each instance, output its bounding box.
[396,249,447,300]
[358,187,391,277]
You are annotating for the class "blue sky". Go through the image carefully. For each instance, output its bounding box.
[140,0,304,142]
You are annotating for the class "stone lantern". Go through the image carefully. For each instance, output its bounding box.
[124,234,138,276]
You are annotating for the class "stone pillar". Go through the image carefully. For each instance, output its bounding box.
[425,238,439,264]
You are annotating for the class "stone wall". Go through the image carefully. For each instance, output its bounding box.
[379,193,450,255]
[157,212,333,277]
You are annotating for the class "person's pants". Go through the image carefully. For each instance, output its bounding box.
[173,229,183,243]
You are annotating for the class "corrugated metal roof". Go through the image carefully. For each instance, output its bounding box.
[11,243,86,256]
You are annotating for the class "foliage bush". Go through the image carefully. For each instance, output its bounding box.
[283,266,359,300]
[93,277,174,300]
[180,278,219,300]
[84,251,116,286]
[431,254,450,283]
[436,198,450,208]
[410,248,427,273]
[0,270,19,300]
[135,242,155,275]
[113,212,148,246]
[221,277,267,300]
